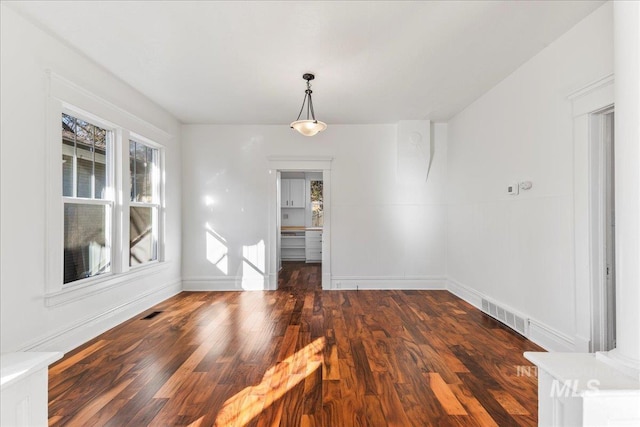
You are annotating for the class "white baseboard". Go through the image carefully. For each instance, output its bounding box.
[528,319,575,352]
[322,273,332,290]
[574,335,591,352]
[446,278,483,308]
[446,278,575,352]
[330,276,447,290]
[182,276,267,291]
[19,279,181,353]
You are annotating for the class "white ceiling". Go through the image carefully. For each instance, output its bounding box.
[8,1,605,125]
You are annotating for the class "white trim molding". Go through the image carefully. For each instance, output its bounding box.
[446,278,576,352]
[331,275,447,291]
[570,73,615,353]
[45,262,171,307]
[47,70,174,142]
[446,278,484,308]
[528,319,575,353]
[182,276,268,291]
[20,279,181,353]
[267,156,333,290]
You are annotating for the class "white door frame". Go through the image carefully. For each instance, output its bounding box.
[589,107,616,352]
[570,74,614,352]
[267,156,333,290]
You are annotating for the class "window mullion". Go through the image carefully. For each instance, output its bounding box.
[132,141,137,202]
[72,116,78,198]
[129,201,160,208]
[63,197,112,206]
[117,129,129,275]
[91,124,96,199]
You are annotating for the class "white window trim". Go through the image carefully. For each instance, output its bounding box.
[44,70,171,306]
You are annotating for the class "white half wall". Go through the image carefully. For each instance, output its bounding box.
[181,124,448,290]
[446,3,613,352]
[0,5,182,353]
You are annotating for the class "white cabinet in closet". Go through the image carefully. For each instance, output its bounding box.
[281,179,305,208]
[305,230,322,262]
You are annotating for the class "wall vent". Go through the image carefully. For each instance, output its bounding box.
[480,298,528,336]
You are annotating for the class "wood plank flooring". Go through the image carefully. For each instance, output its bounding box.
[49,262,543,426]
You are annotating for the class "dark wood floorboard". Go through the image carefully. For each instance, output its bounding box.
[49,261,543,426]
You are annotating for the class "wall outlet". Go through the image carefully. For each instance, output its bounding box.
[507,183,519,195]
[283,213,288,219]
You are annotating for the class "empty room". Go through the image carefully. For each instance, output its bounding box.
[1,1,639,426]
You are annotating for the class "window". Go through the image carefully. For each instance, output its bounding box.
[62,113,112,284]
[129,140,159,266]
[59,113,164,286]
[46,73,170,304]
[310,180,323,227]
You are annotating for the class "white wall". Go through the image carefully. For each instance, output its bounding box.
[181,123,448,290]
[446,3,613,351]
[0,5,182,352]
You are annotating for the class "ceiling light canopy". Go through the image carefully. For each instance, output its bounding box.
[290,73,327,137]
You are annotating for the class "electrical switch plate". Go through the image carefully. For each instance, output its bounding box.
[507,183,519,195]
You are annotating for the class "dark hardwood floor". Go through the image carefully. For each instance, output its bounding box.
[49,262,543,426]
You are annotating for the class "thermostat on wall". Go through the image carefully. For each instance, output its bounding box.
[519,181,533,191]
[507,183,519,195]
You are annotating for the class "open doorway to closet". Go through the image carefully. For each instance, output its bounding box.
[267,156,332,291]
[278,171,323,290]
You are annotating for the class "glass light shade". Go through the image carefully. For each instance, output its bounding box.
[290,120,327,136]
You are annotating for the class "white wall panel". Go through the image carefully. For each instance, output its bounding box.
[446,2,613,347]
[181,124,448,289]
[0,5,182,353]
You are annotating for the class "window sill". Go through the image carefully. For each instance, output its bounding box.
[44,261,172,307]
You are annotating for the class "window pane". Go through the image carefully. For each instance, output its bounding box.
[62,154,73,197]
[62,113,109,199]
[64,204,111,284]
[130,140,157,203]
[95,161,106,199]
[311,180,323,227]
[130,206,156,266]
[94,128,107,199]
[77,158,93,198]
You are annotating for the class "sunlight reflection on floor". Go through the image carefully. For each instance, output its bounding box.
[212,337,325,426]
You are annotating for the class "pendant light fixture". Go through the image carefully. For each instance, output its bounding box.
[290,73,327,136]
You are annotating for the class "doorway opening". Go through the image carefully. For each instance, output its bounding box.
[278,171,323,290]
[602,109,616,350]
[267,156,332,291]
[592,107,616,351]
